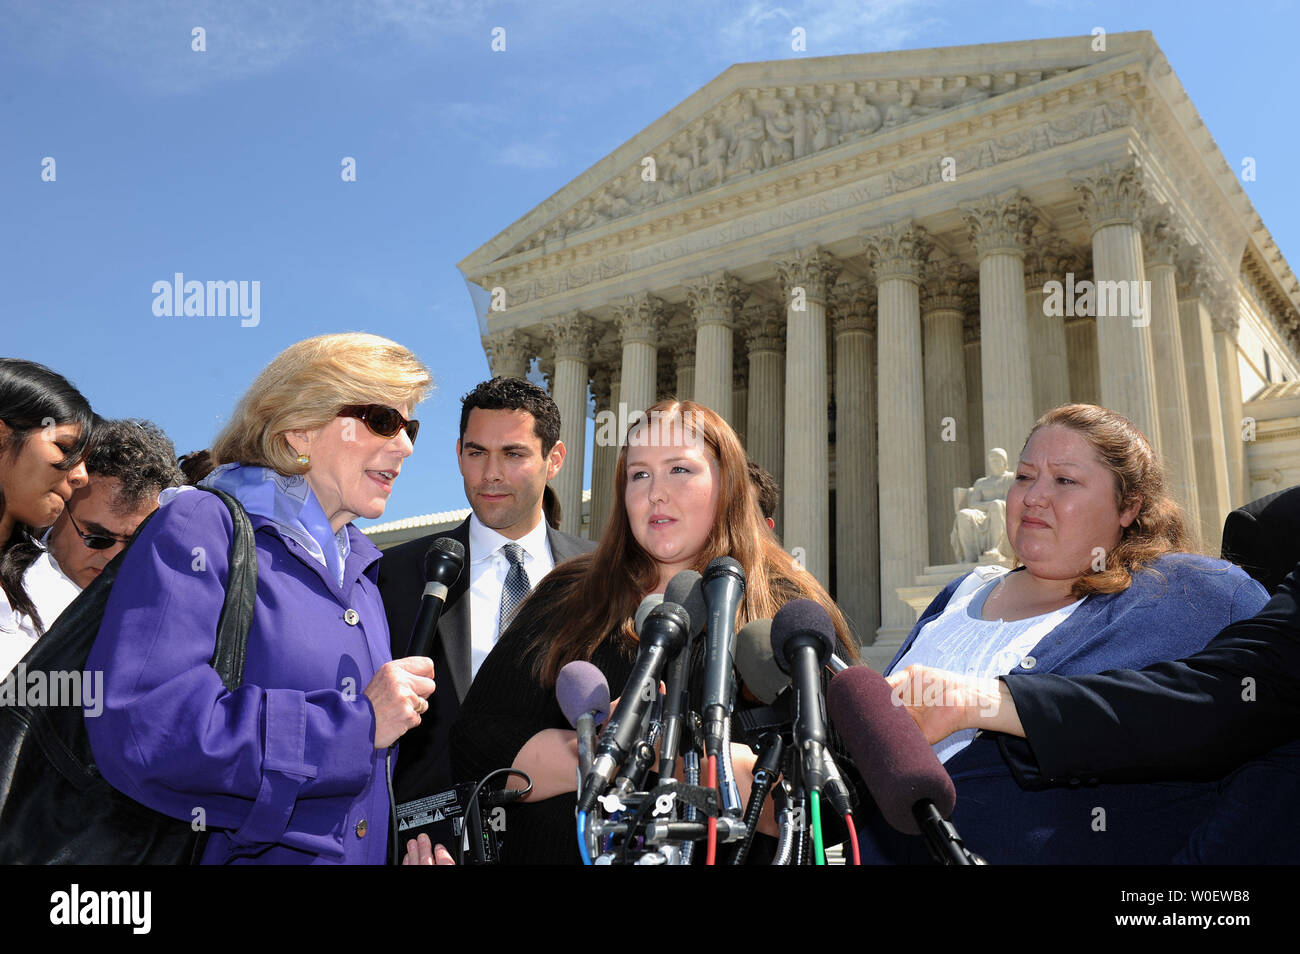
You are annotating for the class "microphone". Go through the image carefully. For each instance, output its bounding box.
[700,557,746,759]
[826,666,979,865]
[770,599,835,794]
[578,601,691,813]
[634,593,665,635]
[658,570,705,780]
[558,661,611,783]
[734,618,785,705]
[557,660,611,727]
[407,537,466,658]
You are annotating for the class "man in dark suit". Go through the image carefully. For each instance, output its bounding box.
[379,377,596,805]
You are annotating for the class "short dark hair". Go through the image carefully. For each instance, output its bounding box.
[747,460,779,521]
[85,418,183,511]
[459,376,562,453]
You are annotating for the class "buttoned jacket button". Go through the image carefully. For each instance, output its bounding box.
[1019,655,1036,670]
[355,819,368,838]
[343,608,359,626]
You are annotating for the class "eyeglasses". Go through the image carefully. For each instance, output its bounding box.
[338,405,419,444]
[65,509,133,550]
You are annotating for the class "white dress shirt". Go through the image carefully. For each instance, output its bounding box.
[466,514,555,679]
[0,538,82,677]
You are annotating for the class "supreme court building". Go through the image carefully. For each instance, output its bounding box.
[382,33,1300,665]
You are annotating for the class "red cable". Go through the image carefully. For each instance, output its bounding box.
[705,755,718,865]
[845,812,861,865]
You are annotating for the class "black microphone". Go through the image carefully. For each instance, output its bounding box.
[826,666,980,865]
[770,599,835,794]
[658,570,705,780]
[407,537,466,658]
[701,556,745,759]
[578,601,690,813]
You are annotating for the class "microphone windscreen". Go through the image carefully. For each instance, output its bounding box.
[769,599,836,674]
[634,594,665,636]
[557,661,611,727]
[424,537,466,585]
[663,570,705,637]
[826,666,956,835]
[733,619,786,704]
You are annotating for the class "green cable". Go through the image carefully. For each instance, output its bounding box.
[810,790,825,865]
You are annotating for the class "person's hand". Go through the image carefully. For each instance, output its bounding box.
[364,656,436,748]
[402,833,454,866]
[884,664,1010,744]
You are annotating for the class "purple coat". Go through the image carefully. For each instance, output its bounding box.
[85,488,391,864]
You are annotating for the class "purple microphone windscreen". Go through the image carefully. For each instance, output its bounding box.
[663,570,706,637]
[734,619,786,704]
[826,666,956,835]
[557,660,611,727]
[769,599,836,675]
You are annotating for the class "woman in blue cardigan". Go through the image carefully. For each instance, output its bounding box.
[871,404,1267,864]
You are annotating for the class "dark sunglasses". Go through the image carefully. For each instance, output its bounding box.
[338,405,419,444]
[66,509,133,550]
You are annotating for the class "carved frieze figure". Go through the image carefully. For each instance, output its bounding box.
[837,94,883,142]
[951,447,1016,564]
[729,100,766,176]
[809,100,837,152]
[763,100,797,167]
[690,122,729,192]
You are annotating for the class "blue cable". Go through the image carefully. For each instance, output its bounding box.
[577,811,593,865]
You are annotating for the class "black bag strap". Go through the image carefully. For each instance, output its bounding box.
[201,486,256,692]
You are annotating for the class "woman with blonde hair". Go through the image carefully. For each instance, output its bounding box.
[451,399,858,863]
[87,333,437,864]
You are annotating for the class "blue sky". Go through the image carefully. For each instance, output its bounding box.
[3,0,1296,527]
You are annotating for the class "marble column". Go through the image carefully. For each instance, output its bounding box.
[921,259,974,565]
[961,189,1038,457]
[962,310,984,481]
[1211,302,1248,507]
[862,221,932,636]
[831,282,880,640]
[686,272,747,423]
[589,365,617,540]
[547,312,592,537]
[614,293,665,417]
[1065,315,1102,405]
[671,326,696,401]
[775,247,841,586]
[1071,159,1161,446]
[1141,215,1199,523]
[1023,235,1075,415]
[481,329,532,379]
[732,360,749,448]
[1176,254,1232,551]
[744,303,786,532]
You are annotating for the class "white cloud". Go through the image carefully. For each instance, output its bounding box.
[716,0,943,60]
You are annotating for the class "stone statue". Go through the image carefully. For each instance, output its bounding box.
[951,447,1016,564]
[690,122,729,192]
[809,100,837,152]
[763,101,797,167]
[729,100,766,176]
[838,95,882,142]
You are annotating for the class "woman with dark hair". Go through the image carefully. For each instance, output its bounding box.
[86,333,438,864]
[450,399,858,863]
[877,403,1267,864]
[0,359,93,674]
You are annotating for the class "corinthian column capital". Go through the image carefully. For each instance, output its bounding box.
[685,271,748,325]
[861,221,932,284]
[481,329,533,378]
[614,293,666,345]
[547,311,594,362]
[1071,158,1147,233]
[960,189,1038,259]
[774,247,841,304]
